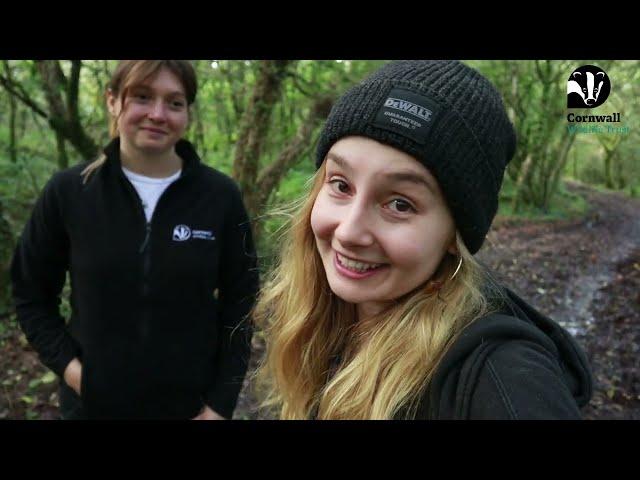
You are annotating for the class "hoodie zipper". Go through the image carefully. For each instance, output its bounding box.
[139,222,152,297]
[122,174,183,346]
[121,171,181,300]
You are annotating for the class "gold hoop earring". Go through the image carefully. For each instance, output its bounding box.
[450,256,463,281]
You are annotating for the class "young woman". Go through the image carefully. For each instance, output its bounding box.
[11,60,259,419]
[254,60,593,420]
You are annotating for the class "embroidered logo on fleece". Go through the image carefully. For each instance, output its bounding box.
[370,87,441,145]
[172,225,215,242]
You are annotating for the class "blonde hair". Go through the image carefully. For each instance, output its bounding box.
[81,60,197,184]
[253,163,502,419]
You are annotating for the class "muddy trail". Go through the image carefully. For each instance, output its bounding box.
[476,182,640,419]
[1,182,639,420]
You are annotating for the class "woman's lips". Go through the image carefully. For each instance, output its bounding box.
[141,127,167,135]
[333,251,387,280]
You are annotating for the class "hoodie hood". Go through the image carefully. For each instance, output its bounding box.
[417,286,593,419]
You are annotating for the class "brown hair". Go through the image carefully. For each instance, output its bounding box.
[81,60,198,183]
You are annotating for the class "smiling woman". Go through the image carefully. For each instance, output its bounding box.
[311,138,457,318]
[10,60,259,420]
[253,60,593,420]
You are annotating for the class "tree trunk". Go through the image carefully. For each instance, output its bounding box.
[546,131,577,211]
[2,61,17,163]
[35,61,98,161]
[512,154,533,213]
[8,82,17,163]
[250,95,334,242]
[604,152,613,189]
[56,131,69,170]
[1,61,100,163]
[613,152,626,189]
[254,95,334,209]
[232,60,294,216]
[0,198,14,310]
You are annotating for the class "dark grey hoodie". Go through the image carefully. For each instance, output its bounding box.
[413,287,593,419]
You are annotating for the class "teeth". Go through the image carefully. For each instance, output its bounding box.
[337,253,382,272]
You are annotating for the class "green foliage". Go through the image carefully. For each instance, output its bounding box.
[1,59,638,309]
[0,60,387,311]
[498,175,589,221]
[468,60,639,211]
[256,162,317,273]
[28,371,57,390]
[562,63,640,195]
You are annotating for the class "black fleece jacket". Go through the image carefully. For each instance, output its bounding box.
[10,138,259,419]
[413,287,593,419]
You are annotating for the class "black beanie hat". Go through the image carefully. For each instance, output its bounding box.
[315,60,516,254]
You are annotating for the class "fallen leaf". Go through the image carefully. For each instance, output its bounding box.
[40,371,56,384]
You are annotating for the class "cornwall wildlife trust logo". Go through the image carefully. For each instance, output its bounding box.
[172,224,215,242]
[567,65,611,108]
[566,64,628,135]
[173,224,191,241]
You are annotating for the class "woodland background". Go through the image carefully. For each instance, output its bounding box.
[0,60,638,419]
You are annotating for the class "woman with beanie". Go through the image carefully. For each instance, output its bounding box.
[254,60,592,419]
[11,61,259,419]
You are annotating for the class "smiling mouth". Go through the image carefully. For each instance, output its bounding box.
[336,252,385,273]
[141,127,167,134]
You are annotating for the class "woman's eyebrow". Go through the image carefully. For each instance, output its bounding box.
[326,153,353,173]
[132,84,185,97]
[328,153,435,193]
[384,171,435,194]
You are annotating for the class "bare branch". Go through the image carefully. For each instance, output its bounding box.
[0,72,48,118]
[254,95,334,210]
[232,60,294,197]
[287,71,314,97]
[35,60,67,120]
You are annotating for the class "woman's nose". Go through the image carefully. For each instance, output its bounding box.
[333,203,375,248]
[147,101,167,122]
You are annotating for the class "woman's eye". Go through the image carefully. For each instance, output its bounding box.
[329,179,350,194]
[387,199,415,213]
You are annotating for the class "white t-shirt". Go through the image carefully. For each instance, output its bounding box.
[122,166,182,223]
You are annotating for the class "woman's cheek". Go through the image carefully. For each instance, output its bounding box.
[168,112,189,133]
[385,232,425,266]
[310,195,338,240]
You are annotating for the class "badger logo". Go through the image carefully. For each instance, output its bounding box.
[172,224,191,241]
[567,65,610,109]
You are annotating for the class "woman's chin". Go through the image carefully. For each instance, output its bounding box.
[327,282,378,305]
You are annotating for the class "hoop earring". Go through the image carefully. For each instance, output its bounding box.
[450,256,463,281]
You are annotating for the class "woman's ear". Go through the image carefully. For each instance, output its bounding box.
[446,235,459,256]
[106,88,117,116]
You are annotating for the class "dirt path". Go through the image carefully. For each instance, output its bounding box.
[2,182,639,419]
[475,181,640,419]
